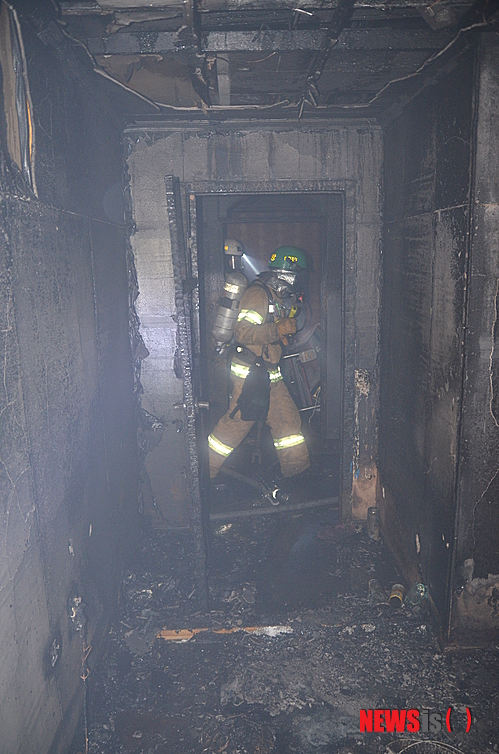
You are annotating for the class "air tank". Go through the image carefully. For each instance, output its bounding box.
[212,270,248,352]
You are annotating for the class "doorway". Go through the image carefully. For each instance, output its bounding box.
[194,192,344,517]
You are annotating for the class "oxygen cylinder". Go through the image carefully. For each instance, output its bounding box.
[212,270,248,352]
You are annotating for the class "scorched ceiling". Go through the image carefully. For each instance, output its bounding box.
[60,0,497,120]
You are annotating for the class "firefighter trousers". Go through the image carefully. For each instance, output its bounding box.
[208,369,310,479]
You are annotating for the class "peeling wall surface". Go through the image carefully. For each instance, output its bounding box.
[126,125,383,523]
[379,48,475,631]
[0,8,139,753]
[452,35,499,644]
[126,144,189,527]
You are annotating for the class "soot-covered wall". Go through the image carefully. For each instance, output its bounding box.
[451,35,499,644]
[0,7,139,753]
[380,36,499,644]
[379,47,475,634]
[380,48,474,628]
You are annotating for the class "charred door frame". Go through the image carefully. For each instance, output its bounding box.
[165,176,208,606]
[182,179,357,517]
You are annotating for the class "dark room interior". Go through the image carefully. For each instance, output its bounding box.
[1,1,499,752]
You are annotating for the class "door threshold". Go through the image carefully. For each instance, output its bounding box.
[209,496,339,521]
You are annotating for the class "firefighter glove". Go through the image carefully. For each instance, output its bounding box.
[276,317,297,341]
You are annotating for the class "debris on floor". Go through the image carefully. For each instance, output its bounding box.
[76,513,499,754]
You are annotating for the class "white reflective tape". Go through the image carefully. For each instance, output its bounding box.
[208,434,233,457]
[231,362,250,379]
[268,367,283,383]
[268,304,274,313]
[237,309,264,325]
[273,434,306,450]
[224,282,240,294]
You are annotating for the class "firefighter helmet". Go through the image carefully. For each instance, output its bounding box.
[268,246,308,272]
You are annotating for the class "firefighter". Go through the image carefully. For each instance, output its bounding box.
[208,246,311,481]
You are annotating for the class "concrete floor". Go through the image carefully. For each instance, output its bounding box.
[76,514,499,754]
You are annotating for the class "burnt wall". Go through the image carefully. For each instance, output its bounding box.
[451,35,499,644]
[379,49,475,629]
[0,5,140,752]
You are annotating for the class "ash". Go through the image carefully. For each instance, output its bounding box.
[76,510,499,754]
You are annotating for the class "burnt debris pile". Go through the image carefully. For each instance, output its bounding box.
[79,518,499,754]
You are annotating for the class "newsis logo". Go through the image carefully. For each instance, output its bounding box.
[360,707,472,734]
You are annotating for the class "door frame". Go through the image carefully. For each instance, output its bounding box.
[165,176,208,605]
[181,179,357,519]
